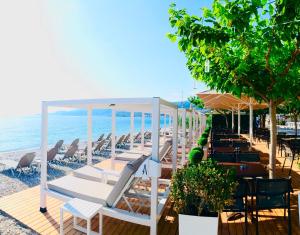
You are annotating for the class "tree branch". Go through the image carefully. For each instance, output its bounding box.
[280,39,300,76]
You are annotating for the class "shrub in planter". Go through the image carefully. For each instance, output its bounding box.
[201,132,208,138]
[188,148,204,165]
[197,137,207,147]
[171,159,237,216]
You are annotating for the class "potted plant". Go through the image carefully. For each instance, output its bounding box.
[170,159,237,235]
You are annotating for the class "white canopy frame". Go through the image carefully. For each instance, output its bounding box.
[39,97,178,235]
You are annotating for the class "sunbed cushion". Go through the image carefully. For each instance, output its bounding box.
[106,155,148,207]
[47,175,113,204]
[73,166,119,184]
[115,152,144,161]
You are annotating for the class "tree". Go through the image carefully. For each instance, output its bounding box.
[188,96,204,109]
[168,0,300,178]
[278,98,300,136]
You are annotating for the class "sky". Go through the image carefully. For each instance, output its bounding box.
[0,0,211,117]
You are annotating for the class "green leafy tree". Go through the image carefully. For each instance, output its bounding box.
[168,0,300,178]
[188,96,204,109]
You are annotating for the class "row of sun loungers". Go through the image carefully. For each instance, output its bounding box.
[0,131,155,176]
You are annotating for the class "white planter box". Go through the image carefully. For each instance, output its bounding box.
[179,214,219,235]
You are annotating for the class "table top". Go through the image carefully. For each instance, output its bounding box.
[212,147,252,153]
[62,198,102,219]
[218,162,268,178]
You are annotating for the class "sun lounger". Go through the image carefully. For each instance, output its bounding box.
[54,140,64,150]
[0,152,36,176]
[72,141,170,184]
[97,134,104,142]
[47,155,169,233]
[70,138,80,147]
[55,145,79,163]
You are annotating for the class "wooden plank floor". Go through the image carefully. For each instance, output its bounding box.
[0,139,299,235]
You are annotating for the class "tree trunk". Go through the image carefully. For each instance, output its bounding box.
[262,114,266,128]
[294,113,298,136]
[269,100,277,179]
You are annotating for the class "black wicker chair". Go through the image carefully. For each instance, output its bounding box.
[236,152,260,162]
[255,177,292,235]
[211,152,236,162]
[224,179,249,235]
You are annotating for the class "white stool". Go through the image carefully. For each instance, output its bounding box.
[60,198,102,235]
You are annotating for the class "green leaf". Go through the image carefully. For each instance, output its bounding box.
[166,33,177,42]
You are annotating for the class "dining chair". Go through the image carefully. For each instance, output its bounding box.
[255,177,292,235]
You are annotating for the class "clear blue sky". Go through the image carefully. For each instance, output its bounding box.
[0,1,211,116]
[45,0,211,101]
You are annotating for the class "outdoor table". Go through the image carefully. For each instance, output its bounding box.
[212,146,252,153]
[218,162,268,178]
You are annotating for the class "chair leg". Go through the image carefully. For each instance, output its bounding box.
[282,156,287,172]
[288,206,291,235]
[256,210,259,235]
[245,208,248,235]
[289,156,295,176]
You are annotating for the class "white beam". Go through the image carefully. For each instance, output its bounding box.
[130,112,134,150]
[40,102,48,212]
[238,105,241,136]
[188,112,193,147]
[232,108,235,132]
[249,98,253,147]
[150,98,160,235]
[87,107,92,166]
[111,109,116,159]
[163,114,167,139]
[181,109,186,166]
[141,112,145,150]
[172,109,178,173]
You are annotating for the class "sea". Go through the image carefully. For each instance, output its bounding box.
[0,113,170,153]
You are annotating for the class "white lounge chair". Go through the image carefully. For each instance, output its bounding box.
[72,141,171,184]
[47,155,169,234]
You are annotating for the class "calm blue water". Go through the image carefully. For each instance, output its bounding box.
[0,114,170,152]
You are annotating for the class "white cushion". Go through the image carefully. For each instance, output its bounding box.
[47,175,113,205]
[73,166,118,184]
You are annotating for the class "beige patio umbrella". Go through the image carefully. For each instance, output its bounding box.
[197,90,267,146]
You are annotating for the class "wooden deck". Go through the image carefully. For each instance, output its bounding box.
[0,139,299,235]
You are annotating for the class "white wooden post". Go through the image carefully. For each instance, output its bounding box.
[181,109,186,166]
[130,111,134,150]
[111,109,116,159]
[40,102,48,213]
[188,111,192,147]
[249,98,253,147]
[141,112,145,150]
[238,104,241,136]
[172,109,178,173]
[192,109,195,144]
[232,108,235,133]
[150,98,160,235]
[87,107,92,165]
[163,114,167,139]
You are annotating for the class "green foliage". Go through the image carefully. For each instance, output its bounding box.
[198,137,208,147]
[170,159,237,215]
[201,132,209,138]
[206,114,212,128]
[168,1,300,104]
[188,96,204,109]
[188,148,204,165]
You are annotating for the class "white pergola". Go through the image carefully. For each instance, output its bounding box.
[198,90,267,147]
[39,97,178,235]
[177,108,206,164]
